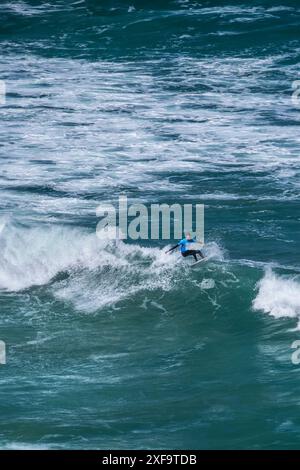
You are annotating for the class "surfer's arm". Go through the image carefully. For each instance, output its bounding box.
[165,243,179,254]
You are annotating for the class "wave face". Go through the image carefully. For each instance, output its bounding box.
[0,0,300,451]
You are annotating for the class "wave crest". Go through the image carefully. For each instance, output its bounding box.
[253,269,300,319]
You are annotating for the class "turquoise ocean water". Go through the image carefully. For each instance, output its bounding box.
[0,0,300,449]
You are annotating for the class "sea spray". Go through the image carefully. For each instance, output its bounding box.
[253,269,300,319]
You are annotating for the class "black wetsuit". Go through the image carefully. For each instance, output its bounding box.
[181,249,204,262]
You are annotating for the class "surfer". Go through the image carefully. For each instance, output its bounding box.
[165,232,205,262]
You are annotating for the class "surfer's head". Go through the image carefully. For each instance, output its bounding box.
[185,232,192,240]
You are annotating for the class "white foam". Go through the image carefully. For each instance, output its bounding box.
[204,241,224,261]
[253,270,300,319]
[0,222,224,311]
[201,278,215,289]
[3,442,51,450]
[1,54,299,222]
[0,218,7,236]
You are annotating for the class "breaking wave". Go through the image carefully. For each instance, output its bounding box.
[0,221,223,311]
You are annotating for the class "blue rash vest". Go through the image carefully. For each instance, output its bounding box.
[178,238,195,253]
